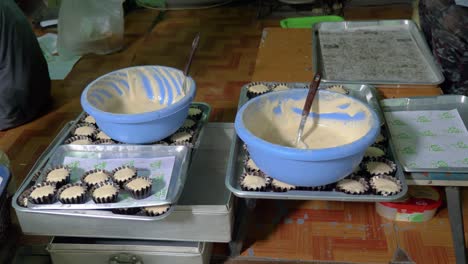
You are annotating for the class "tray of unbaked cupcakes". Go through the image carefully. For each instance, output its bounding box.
[13,102,210,220]
[225,82,408,201]
[19,144,189,208]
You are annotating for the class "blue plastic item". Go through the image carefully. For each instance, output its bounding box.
[81,66,196,144]
[0,165,9,196]
[234,89,380,186]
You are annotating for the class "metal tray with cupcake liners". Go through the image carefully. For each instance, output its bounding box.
[12,123,234,242]
[12,102,211,220]
[26,144,190,210]
[225,82,408,201]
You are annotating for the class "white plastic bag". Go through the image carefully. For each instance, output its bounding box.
[57,0,125,57]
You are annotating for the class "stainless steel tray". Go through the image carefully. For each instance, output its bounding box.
[225,82,408,201]
[381,95,468,173]
[312,20,444,86]
[29,144,190,210]
[12,103,211,219]
[12,123,234,242]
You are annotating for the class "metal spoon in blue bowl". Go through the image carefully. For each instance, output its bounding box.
[295,73,321,148]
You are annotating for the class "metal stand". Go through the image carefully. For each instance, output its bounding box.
[446,186,467,264]
[229,198,257,256]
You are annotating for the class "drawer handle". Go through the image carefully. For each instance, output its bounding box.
[109,253,143,264]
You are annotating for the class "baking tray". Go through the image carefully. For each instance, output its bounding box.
[28,144,190,210]
[12,103,211,219]
[12,124,233,242]
[225,82,408,201]
[381,95,468,173]
[312,20,444,86]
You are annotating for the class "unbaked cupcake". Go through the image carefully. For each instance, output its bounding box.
[64,136,94,145]
[143,204,171,217]
[93,130,112,141]
[17,187,33,207]
[154,141,169,146]
[57,183,87,204]
[370,175,402,196]
[28,182,57,204]
[44,166,71,188]
[240,173,270,191]
[111,166,137,188]
[336,178,369,194]
[244,158,261,175]
[81,169,112,188]
[271,179,296,192]
[91,182,119,203]
[374,132,387,145]
[72,124,97,137]
[124,176,153,199]
[181,119,197,131]
[81,114,96,125]
[170,131,193,144]
[272,83,290,92]
[364,146,386,161]
[111,207,141,215]
[246,83,270,99]
[325,85,349,94]
[188,107,202,120]
[365,159,397,176]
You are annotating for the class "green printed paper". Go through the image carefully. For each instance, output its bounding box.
[385,109,468,169]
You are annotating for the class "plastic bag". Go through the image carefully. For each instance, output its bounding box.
[57,0,124,57]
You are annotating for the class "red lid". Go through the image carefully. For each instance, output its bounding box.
[379,186,442,213]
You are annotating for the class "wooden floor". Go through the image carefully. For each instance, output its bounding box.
[1,2,464,264]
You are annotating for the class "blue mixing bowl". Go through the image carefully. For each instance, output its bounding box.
[235,89,380,186]
[81,66,196,144]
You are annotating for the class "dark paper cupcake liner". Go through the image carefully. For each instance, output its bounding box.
[180,118,198,130]
[271,179,296,192]
[80,114,97,125]
[28,182,57,204]
[111,166,137,188]
[92,129,113,141]
[370,175,402,196]
[64,135,94,145]
[81,169,112,189]
[363,146,387,161]
[143,205,171,217]
[243,157,264,176]
[94,139,119,145]
[72,123,97,137]
[30,171,42,185]
[271,83,291,92]
[124,176,153,200]
[57,183,87,204]
[239,172,271,192]
[170,131,194,144]
[111,207,141,215]
[373,132,388,146]
[17,187,33,207]
[365,159,397,177]
[187,107,203,120]
[43,166,71,189]
[324,84,350,95]
[335,177,369,195]
[91,182,119,203]
[246,82,271,99]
